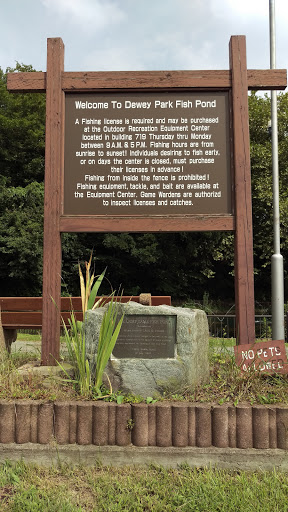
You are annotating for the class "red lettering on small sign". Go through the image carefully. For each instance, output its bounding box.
[234,340,288,374]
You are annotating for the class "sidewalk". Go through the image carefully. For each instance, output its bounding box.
[12,340,41,353]
[12,340,67,355]
[0,444,287,470]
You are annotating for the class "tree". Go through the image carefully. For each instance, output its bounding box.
[0,64,45,187]
[0,181,44,295]
[0,65,46,296]
[0,64,226,300]
[1,63,287,303]
[199,92,288,304]
[249,92,288,300]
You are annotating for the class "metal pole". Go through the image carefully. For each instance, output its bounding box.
[269,0,285,340]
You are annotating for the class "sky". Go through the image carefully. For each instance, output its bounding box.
[0,0,287,76]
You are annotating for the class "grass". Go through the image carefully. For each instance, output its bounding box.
[11,334,288,405]
[157,339,288,405]
[3,339,288,405]
[17,332,66,343]
[209,337,284,348]
[0,461,287,511]
[0,350,79,401]
[16,333,41,342]
[16,333,278,347]
[192,349,288,405]
[209,336,236,347]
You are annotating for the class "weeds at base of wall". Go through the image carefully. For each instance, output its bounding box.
[1,340,288,406]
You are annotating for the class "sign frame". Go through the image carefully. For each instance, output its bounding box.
[7,36,287,364]
[63,90,232,218]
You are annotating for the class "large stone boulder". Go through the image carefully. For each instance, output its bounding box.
[85,302,209,398]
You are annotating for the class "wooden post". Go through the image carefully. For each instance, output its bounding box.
[229,36,255,344]
[7,37,285,354]
[41,38,64,365]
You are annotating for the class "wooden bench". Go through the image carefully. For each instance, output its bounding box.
[0,295,171,330]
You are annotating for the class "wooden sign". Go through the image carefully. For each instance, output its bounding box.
[64,91,231,216]
[7,36,287,364]
[234,340,288,374]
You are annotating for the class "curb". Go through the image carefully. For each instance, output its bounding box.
[0,401,287,450]
[0,444,287,470]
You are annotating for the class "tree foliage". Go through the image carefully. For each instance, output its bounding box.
[0,64,45,295]
[0,181,44,295]
[249,92,288,299]
[0,64,45,187]
[0,64,287,302]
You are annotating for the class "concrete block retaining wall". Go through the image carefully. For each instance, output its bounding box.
[0,401,287,450]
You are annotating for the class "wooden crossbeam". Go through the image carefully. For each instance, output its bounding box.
[7,68,287,93]
[59,214,235,233]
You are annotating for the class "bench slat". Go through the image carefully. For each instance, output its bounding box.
[1,296,171,329]
[0,296,171,311]
[2,311,84,329]
[0,296,133,311]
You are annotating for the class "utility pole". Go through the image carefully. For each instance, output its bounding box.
[269,0,285,340]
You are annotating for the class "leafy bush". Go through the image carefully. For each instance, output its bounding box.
[58,255,124,398]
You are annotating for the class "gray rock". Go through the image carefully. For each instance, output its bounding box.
[85,302,209,398]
